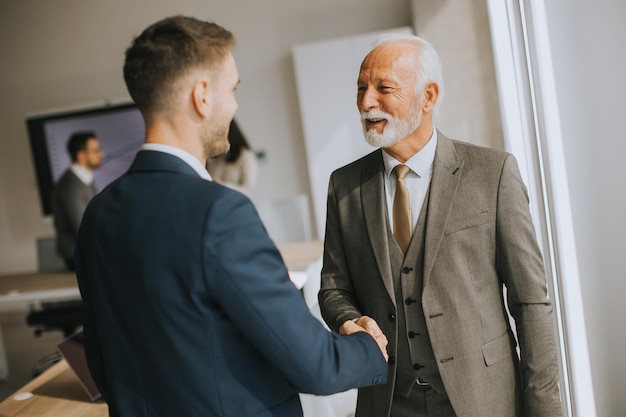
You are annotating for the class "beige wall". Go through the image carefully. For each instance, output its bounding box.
[0,0,412,274]
[412,0,503,150]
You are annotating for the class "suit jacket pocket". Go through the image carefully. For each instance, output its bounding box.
[445,209,490,235]
[481,332,513,367]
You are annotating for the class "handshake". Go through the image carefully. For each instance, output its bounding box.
[340,316,389,361]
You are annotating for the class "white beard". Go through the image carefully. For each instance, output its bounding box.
[361,105,422,148]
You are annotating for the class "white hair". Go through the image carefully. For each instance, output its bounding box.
[371,33,445,114]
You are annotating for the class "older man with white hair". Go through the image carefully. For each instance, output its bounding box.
[319,33,563,417]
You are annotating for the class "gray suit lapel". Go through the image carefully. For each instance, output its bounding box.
[361,151,396,305]
[423,133,464,284]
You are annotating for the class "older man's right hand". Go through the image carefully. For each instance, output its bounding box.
[340,316,389,361]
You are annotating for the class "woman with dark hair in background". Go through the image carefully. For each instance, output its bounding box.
[206,119,258,197]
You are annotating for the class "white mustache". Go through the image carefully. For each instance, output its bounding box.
[360,109,392,121]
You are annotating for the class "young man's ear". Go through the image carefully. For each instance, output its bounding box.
[192,79,213,117]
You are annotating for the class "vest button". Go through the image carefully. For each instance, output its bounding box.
[408,331,420,338]
[413,363,425,370]
[402,266,413,274]
[388,356,396,365]
[388,313,396,321]
[405,298,416,305]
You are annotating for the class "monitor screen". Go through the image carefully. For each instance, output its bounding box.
[26,102,145,215]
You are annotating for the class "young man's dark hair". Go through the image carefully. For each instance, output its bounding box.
[123,15,235,115]
[67,131,97,162]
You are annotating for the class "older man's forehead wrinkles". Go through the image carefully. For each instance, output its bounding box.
[358,72,401,86]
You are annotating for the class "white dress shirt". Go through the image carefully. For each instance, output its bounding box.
[141,143,212,181]
[70,163,94,186]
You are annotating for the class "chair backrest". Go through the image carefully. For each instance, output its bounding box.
[36,236,66,272]
[254,194,313,245]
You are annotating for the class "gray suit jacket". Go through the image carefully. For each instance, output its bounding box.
[319,133,562,417]
[52,169,95,262]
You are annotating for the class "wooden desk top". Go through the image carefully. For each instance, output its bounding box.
[277,240,323,271]
[0,271,76,295]
[0,240,323,302]
[0,272,79,307]
[0,360,107,417]
[0,241,323,413]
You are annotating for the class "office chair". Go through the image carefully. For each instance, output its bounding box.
[26,299,84,377]
[26,299,83,338]
[27,237,85,376]
[29,237,84,337]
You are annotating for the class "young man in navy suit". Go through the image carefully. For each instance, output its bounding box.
[75,15,388,417]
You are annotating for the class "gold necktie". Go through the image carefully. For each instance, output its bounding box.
[392,164,411,254]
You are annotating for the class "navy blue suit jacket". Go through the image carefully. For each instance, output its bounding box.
[75,150,387,417]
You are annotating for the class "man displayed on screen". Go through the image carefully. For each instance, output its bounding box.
[52,131,103,271]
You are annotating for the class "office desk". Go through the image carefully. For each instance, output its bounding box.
[277,240,323,290]
[0,271,80,381]
[277,240,323,271]
[0,242,328,416]
[0,241,322,305]
[0,241,322,306]
[0,271,79,307]
[0,358,347,417]
[0,359,106,417]
[0,242,323,380]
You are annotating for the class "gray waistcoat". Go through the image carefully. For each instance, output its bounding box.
[388,187,445,396]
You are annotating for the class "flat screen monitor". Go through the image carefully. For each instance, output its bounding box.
[26,102,145,215]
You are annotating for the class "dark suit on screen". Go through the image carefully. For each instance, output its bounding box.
[52,168,96,268]
[75,150,387,417]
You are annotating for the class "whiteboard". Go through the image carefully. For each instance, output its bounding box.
[292,27,413,238]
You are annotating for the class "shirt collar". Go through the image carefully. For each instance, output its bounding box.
[382,128,438,178]
[70,163,94,185]
[141,143,212,181]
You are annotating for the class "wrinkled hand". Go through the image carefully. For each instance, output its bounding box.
[340,316,389,361]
